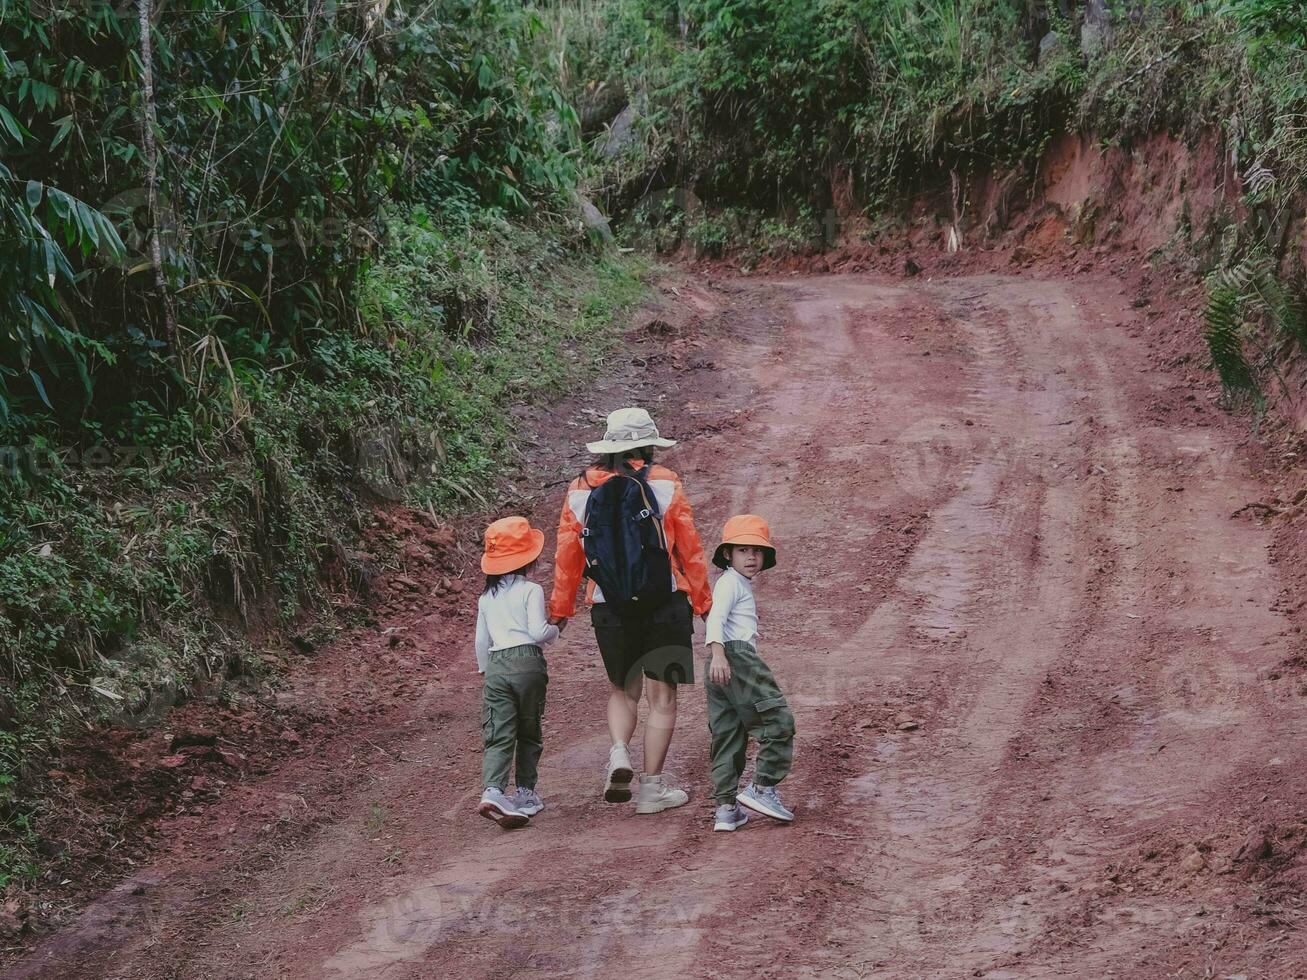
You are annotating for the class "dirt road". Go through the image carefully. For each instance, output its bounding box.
[11,273,1307,979]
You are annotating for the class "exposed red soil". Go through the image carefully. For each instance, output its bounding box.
[8,254,1307,978]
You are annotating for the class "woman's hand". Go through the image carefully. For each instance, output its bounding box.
[549,616,569,634]
[707,643,731,685]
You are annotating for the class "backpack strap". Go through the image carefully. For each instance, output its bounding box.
[624,472,668,549]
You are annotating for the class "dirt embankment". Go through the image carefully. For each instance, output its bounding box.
[834,130,1254,267]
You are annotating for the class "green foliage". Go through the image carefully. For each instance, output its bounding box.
[0,681,59,889]
[0,160,124,423]
[0,0,581,431]
[520,1,1088,228]
[1176,2,1307,413]
[0,206,648,887]
[548,1,1307,428]
[359,209,649,506]
[533,0,1307,262]
[1205,254,1270,405]
[1226,0,1307,49]
[673,206,819,259]
[0,0,615,696]
[0,212,648,694]
[1203,249,1307,409]
[0,0,647,890]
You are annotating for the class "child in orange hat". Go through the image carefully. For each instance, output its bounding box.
[475,516,560,829]
[704,514,796,831]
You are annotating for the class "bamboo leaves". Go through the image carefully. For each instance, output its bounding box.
[0,0,580,429]
[1,166,124,419]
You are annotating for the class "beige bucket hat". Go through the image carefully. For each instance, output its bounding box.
[586,407,678,454]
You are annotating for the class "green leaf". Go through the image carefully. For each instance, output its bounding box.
[42,238,56,288]
[75,200,100,248]
[25,180,42,209]
[47,187,71,221]
[28,80,57,113]
[49,115,74,150]
[28,370,52,410]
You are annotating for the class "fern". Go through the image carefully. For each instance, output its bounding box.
[1203,249,1307,411]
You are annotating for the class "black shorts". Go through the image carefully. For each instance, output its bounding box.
[591,594,695,687]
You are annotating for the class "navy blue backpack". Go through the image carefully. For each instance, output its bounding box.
[581,468,674,617]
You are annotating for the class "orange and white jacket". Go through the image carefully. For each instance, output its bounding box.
[549,461,713,619]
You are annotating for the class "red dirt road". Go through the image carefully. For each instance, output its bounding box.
[10,273,1307,979]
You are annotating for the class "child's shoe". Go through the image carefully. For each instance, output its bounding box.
[713,803,750,832]
[510,787,544,817]
[634,773,689,814]
[604,742,635,803]
[478,787,529,829]
[737,783,794,823]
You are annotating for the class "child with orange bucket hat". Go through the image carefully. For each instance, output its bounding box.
[474,516,560,829]
[703,515,796,831]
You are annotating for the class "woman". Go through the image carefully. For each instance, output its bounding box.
[549,407,712,813]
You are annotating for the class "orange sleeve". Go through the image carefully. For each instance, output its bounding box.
[549,483,585,619]
[666,480,712,616]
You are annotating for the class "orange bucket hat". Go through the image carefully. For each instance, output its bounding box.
[481,516,546,575]
[713,514,776,571]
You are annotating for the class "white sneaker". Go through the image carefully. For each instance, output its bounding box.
[713,803,750,832]
[604,742,635,803]
[510,787,544,817]
[478,787,529,829]
[634,774,689,814]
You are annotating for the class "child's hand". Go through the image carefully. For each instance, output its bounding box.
[708,645,731,685]
[550,616,569,634]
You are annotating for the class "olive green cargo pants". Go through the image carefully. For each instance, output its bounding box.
[481,645,548,791]
[705,640,795,804]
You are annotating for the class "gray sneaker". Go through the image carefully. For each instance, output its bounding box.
[478,787,529,829]
[713,803,750,832]
[510,787,544,817]
[737,783,794,823]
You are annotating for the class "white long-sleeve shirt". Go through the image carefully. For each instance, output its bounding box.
[474,575,560,673]
[704,567,758,647]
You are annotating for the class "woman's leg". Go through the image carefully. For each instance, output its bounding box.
[607,673,642,746]
[639,596,693,777]
[642,677,679,776]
